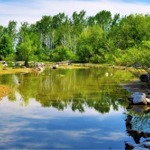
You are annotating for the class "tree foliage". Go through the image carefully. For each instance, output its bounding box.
[0,11,150,67]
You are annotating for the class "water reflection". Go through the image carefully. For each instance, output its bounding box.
[0,68,132,112]
[0,67,142,149]
[125,105,150,149]
[0,97,129,149]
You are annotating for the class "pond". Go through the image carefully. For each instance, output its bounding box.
[0,67,149,149]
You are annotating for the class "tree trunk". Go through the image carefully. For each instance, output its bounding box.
[24,60,29,67]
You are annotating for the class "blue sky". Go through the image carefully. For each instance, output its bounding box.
[0,0,150,26]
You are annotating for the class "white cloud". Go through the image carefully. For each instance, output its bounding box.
[0,0,150,27]
[95,131,127,141]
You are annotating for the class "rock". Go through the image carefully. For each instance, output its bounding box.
[52,64,58,69]
[1,61,8,67]
[125,140,150,150]
[146,89,150,94]
[130,92,147,105]
[36,67,43,72]
[35,62,45,68]
[140,74,150,82]
[145,98,150,104]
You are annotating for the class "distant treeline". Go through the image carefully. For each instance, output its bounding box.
[0,10,150,67]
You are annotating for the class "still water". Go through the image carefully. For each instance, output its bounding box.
[0,67,149,149]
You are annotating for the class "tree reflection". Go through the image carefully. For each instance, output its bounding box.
[125,105,150,149]
[0,67,133,113]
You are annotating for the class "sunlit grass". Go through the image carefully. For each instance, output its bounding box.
[0,67,33,75]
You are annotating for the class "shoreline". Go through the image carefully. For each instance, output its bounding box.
[0,67,33,75]
[0,63,147,75]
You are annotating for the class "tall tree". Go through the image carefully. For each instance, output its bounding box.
[0,34,13,59]
[95,10,112,31]
[17,35,35,67]
[71,10,86,35]
[36,16,53,49]
[16,22,36,66]
[7,21,17,49]
[0,21,17,60]
[77,25,105,62]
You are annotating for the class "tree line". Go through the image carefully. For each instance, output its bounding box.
[0,10,150,67]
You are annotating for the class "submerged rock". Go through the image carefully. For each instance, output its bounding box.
[127,105,150,114]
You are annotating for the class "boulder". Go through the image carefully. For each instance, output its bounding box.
[145,98,150,105]
[36,67,43,72]
[130,92,147,105]
[140,74,150,82]
[52,64,59,69]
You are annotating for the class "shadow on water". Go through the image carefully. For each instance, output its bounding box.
[0,67,149,149]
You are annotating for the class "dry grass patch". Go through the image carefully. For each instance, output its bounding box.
[0,67,33,75]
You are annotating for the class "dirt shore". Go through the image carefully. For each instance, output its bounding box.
[0,68,34,99]
[0,85,11,99]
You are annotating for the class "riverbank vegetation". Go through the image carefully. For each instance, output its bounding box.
[0,10,150,67]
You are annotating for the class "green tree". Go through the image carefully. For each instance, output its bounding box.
[35,15,53,50]
[0,34,13,59]
[110,14,150,50]
[16,22,37,66]
[71,10,86,36]
[51,46,75,61]
[7,21,17,48]
[0,21,17,60]
[95,10,112,31]
[17,35,35,67]
[77,25,105,62]
[87,16,96,26]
